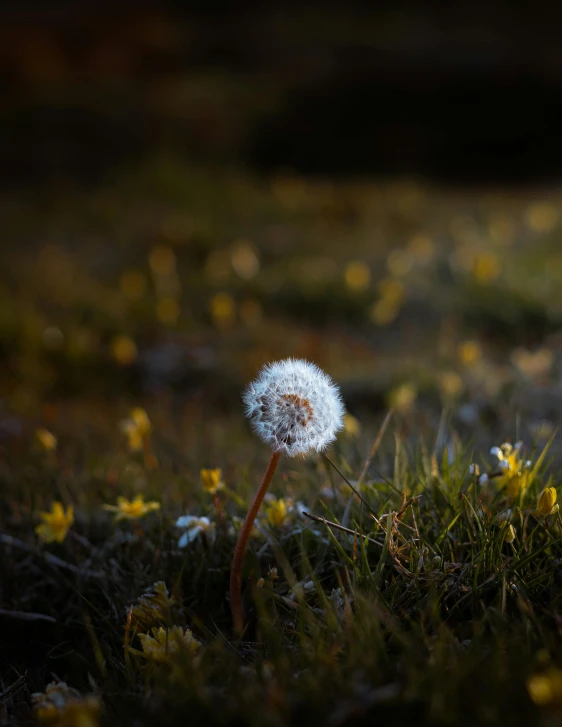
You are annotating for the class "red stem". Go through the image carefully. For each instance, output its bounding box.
[230,450,281,635]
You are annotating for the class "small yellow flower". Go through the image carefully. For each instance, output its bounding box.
[200,468,224,494]
[457,340,482,367]
[120,419,143,452]
[130,408,151,436]
[344,260,371,292]
[537,487,558,517]
[502,523,516,543]
[343,414,361,437]
[35,502,74,543]
[120,409,151,452]
[491,442,531,498]
[209,292,236,329]
[111,335,138,366]
[438,371,464,398]
[473,252,500,283]
[32,681,100,727]
[527,668,562,705]
[36,428,57,452]
[129,582,175,631]
[388,382,417,413]
[139,626,201,663]
[103,495,160,522]
[264,497,291,527]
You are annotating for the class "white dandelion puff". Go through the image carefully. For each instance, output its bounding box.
[231,358,345,634]
[242,358,345,457]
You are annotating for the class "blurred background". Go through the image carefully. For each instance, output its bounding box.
[2,0,562,446]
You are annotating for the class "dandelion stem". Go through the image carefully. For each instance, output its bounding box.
[230,450,281,634]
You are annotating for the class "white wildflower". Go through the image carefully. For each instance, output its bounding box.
[242,358,345,457]
[176,515,215,547]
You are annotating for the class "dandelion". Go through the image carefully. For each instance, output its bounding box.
[242,359,344,458]
[35,502,74,543]
[139,626,201,663]
[200,468,224,494]
[36,428,57,451]
[32,681,101,727]
[176,515,216,547]
[231,358,344,633]
[537,487,559,517]
[490,442,531,498]
[103,495,160,522]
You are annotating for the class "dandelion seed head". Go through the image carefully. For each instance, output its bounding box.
[243,358,345,457]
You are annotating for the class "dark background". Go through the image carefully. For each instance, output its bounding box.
[3,0,562,186]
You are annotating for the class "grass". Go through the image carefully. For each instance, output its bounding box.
[2,406,562,726]
[3,154,562,725]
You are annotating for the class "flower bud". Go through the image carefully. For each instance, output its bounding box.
[537,487,558,516]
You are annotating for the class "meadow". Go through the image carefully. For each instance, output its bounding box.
[2,156,562,726]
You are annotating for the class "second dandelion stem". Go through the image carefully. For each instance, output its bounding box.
[230,450,281,635]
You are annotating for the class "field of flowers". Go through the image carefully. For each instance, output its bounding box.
[3,157,562,726]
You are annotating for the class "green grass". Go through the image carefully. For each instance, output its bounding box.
[2,409,562,726]
[3,155,562,725]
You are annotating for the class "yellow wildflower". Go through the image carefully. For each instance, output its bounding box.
[149,245,176,275]
[490,442,531,498]
[438,371,464,398]
[120,269,147,301]
[343,413,361,437]
[156,297,180,325]
[537,487,558,517]
[139,626,201,663]
[35,502,74,543]
[457,340,482,366]
[231,240,260,280]
[388,382,417,413]
[32,681,100,727]
[200,468,224,494]
[524,201,559,234]
[36,428,57,451]
[264,496,291,527]
[120,419,143,451]
[111,335,137,366]
[344,260,371,292]
[120,408,151,452]
[209,292,236,329]
[129,581,175,631]
[103,495,160,522]
[130,408,151,436]
[527,668,562,705]
[473,252,500,283]
[502,523,516,543]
